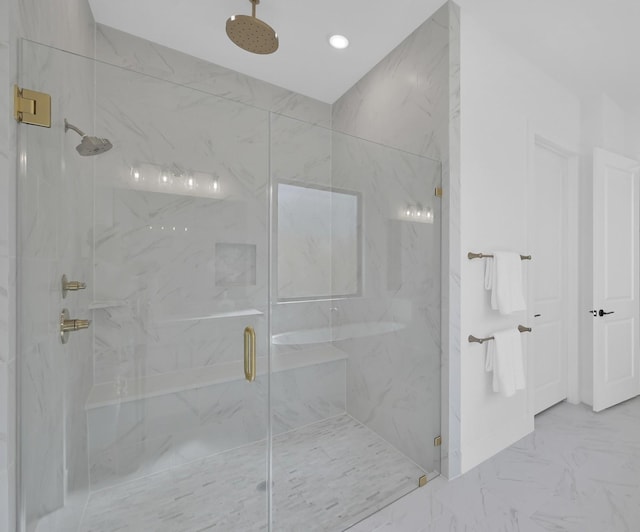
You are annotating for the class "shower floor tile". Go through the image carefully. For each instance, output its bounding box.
[78,414,426,532]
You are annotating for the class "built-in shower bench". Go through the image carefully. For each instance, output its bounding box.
[85,344,348,410]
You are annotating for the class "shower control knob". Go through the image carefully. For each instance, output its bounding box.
[60,308,91,344]
[62,274,87,298]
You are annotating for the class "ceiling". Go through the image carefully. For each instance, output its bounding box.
[88,0,640,107]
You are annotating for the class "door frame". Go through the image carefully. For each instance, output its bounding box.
[526,128,580,416]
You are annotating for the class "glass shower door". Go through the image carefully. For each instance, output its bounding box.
[18,40,271,532]
[269,114,441,530]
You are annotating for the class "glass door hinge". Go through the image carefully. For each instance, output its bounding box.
[14,85,51,127]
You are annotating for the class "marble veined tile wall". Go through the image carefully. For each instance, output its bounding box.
[94,61,270,383]
[96,25,330,128]
[446,2,462,479]
[331,2,460,477]
[0,3,12,529]
[18,40,95,532]
[4,2,96,530]
[270,112,332,329]
[89,45,346,489]
[331,132,442,473]
[268,113,350,488]
[332,5,449,161]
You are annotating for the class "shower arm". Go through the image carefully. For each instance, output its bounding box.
[64,119,86,138]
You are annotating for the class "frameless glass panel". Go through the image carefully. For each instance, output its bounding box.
[331,130,442,479]
[18,40,270,532]
[18,40,98,532]
[269,113,441,531]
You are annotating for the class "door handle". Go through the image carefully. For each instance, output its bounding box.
[599,309,615,317]
[244,326,256,382]
[534,314,541,318]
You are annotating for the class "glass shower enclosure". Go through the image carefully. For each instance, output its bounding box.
[17,39,441,532]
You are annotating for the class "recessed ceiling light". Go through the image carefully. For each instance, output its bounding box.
[329,34,349,50]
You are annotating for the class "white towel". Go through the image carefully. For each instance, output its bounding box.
[485,328,526,397]
[484,252,526,315]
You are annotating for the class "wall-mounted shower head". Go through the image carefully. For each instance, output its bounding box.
[64,119,113,156]
[226,0,279,55]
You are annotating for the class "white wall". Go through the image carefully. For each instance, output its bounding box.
[581,94,640,160]
[459,13,581,472]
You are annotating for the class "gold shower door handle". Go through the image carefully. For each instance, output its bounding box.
[244,326,256,382]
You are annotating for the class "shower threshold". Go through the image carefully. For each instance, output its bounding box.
[77,415,429,532]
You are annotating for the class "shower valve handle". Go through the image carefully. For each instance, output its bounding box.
[61,319,91,332]
[62,274,87,298]
[60,308,91,344]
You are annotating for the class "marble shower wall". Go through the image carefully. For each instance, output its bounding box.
[445,2,462,479]
[270,112,333,344]
[18,40,95,532]
[331,132,442,472]
[90,58,271,489]
[89,42,345,488]
[3,2,96,531]
[331,2,459,475]
[0,3,12,529]
[93,60,270,384]
[96,25,330,128]
[332,4,450,161]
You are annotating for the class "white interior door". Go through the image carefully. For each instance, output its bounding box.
[593,148,640,412]
[530,142,569,414]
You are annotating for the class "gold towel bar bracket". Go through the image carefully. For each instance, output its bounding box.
[468,325,532,344]
[468,252,531,260]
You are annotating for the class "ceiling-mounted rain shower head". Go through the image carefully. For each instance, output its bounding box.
[226,0,279,55]
[64,119,113,156]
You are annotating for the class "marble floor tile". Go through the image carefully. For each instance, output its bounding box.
[65,398,640,531]
[78,414,424,532]
[352,397,640,532]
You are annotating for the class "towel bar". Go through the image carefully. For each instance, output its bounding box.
[468,325,532,344]
[468,252,531,260]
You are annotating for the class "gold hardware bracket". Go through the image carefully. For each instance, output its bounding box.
[62,274,87,298]
[14,85,51,127]
[434,435,442,447]
[434,187,443,198]
[418,475,428,487]
[60,308,91,344]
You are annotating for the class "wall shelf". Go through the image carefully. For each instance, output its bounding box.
[156,308,264,324]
